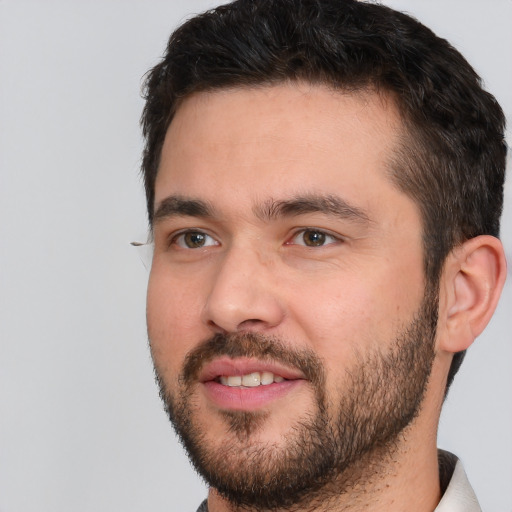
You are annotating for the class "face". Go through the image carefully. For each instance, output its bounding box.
[147,83,436,508]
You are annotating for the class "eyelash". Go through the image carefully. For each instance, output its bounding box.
[287,228,341,247]
[170,230,219,249]
[168,227,342,250]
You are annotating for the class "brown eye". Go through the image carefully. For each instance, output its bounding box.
[175,231,217,249]
[288,228,339,247]
[302,230,326,246]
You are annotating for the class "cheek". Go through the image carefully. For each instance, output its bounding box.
[288,264,424,368]
[146,264,206,374]
[292,282,375,363]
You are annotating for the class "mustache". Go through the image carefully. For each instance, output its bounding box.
[181,332,325,388]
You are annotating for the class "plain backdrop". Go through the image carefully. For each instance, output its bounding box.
[0,1,510,511]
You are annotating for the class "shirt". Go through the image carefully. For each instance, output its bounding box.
[436,451,481,512]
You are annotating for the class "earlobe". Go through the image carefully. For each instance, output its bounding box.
[438,235,507,354]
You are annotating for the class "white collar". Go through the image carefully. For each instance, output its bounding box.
[435,457,481,512]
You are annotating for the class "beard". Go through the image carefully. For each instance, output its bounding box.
[152,286,438,511]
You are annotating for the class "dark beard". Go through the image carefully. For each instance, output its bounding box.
[152,287,438,511]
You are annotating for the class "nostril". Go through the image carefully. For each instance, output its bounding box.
[237,319,265,330]
[207,320,228,334]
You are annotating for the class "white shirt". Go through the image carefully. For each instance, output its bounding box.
[435,456,481,512]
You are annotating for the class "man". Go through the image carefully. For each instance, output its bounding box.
[140,1,507,510]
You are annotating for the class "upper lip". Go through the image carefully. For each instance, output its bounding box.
[198,357,306,383]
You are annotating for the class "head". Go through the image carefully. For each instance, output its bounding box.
[141,0,507,507]
[141,0,506,391]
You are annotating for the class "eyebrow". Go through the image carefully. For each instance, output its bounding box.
[254,194,371,225]
[153,195,216,224]
[153,193,371,226]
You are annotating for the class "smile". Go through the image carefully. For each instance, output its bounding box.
[199,357,305,411]
[218,372,286,387]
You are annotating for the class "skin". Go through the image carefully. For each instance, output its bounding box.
[146,82,506,511]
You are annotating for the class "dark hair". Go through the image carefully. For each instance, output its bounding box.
[140,0,507,391]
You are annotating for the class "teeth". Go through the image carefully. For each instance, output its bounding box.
[219,371,285,387]
[260,371,274,385]
[242,372,261,387]
[220,375,242,386]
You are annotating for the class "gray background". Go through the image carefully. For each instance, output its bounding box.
[0,1,510,510]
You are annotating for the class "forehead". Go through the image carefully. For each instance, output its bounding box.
[155,83,406,216]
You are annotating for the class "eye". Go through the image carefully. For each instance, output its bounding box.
[289,229,339,247]
[173,230,218,249]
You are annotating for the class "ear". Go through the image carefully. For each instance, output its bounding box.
[437,235,507,354]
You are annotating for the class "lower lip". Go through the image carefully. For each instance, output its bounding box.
[202,379,303,411]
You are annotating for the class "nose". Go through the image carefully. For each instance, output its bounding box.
[201,245,285,334]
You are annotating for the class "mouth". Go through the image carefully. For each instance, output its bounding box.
[198,357,305,411]
[216,371,285,387]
